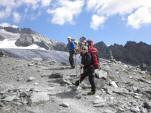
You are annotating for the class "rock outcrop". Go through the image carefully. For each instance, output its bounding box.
[95,41,151,73]
[15,34,34,47]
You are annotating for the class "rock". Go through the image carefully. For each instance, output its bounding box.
[143,101,151,110]
[129,76,133,79]
[37,70,41,72]
[28,63,34,66]
[61,62,68,66]
[95,78,106,89]
[131,106,140,113]
[0,50,4,57]
[123,64,128,68]
[49,73,63,79]
[15,33,34,47]
[32,57,43,61]
[30,92,50,103]
[48,60,56,65]
[140,107,148,113]
[16,77,23,81]
[140,63,147,71]
[3,95,17,102]
[59,102,69,108]
[0,102,4,107]
[109,81,118,88]
[27,77,35,82]
[94,69,108,79]
[75,95,82,99]
[34,82,39,85]
[139,71,146,74]
[112,88,129,96]
[93,95,106,105]
[104,109,116,113]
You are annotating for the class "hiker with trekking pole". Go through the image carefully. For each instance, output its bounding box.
[67,36,76,69]
[73,39,100,95]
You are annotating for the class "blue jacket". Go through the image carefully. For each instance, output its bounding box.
[67,41,75,52]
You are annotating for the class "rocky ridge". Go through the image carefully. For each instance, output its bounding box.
[94,41,151,73]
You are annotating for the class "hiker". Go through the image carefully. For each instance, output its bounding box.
[79,36,87,55]
[67,36,76,68]
[74,46,96,95]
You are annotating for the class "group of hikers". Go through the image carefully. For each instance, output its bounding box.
[67,36,100,95]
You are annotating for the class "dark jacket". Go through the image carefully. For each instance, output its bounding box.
[81,52,92,68]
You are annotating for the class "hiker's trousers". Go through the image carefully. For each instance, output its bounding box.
[69,50,75,67]
[80,67,96,92]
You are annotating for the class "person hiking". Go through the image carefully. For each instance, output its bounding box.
[67,36,76,69]
[74,46,96,95]
[79,36,87,55]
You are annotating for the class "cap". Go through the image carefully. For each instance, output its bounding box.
[68,36,72,39]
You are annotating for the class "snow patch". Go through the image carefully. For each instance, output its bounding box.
[0,39,45,50]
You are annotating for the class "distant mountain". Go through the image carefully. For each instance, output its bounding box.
[0,26,66,51]
[94,41,151,68]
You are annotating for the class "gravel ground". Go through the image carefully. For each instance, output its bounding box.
[0,56,151,113]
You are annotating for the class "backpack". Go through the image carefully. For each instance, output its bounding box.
[73,40,80,53]
[89,47,100,69]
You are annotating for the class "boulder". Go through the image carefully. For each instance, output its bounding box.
[49,73,63,79]
[0,50,4,57]
[94,69,108,79]
[27,77,35,82]
[143,101,151,110]
[30,92,50,103]
[15,34,34,47]
[59,102,69,108]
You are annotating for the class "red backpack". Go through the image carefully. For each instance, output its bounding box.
[89,47,100,69]
[87,40,100,69]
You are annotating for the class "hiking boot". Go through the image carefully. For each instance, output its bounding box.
[71,66,75,69]
[87,91,95,95]
[72,80,79,86]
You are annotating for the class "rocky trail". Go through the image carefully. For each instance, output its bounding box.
[0,56,151,113]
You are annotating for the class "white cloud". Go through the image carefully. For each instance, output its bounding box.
[87,0,151,30]
[0,7,11,19]
[128,6,151,29]
[41,0,52,7]
[0,0,52,22]
[47,0,84,25]
[13,12,21,23]
[0,22,18,28]
[90,15,106,30]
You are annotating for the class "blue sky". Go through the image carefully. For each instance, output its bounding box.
[0,0,151,45]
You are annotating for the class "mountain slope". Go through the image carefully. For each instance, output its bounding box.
[0,26,66,51]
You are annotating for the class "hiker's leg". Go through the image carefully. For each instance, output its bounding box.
[74,68,87,85]
[69,51,75,67]
[88,68,96,92]
[79,68,88,82]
